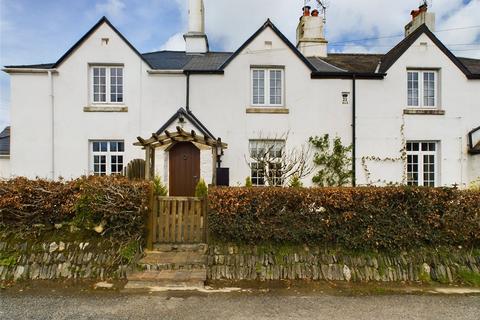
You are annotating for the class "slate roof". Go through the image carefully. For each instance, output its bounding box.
[0,126,10,156]
[3,17,480,78]
[142,51,232,71]
[320,54,383,74]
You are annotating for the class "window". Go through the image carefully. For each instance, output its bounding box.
[249,140,285,186]
[407,70,437,108]
[251,68,284,106]
[406,142,438,187]
[92,66,123,104]
[91,140,125,176]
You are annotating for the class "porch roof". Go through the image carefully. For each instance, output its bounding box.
[134,126,227,150]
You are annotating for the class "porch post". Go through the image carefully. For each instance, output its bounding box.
[150,147,156,179]
[211,147,217,186]
[145,147,151,180]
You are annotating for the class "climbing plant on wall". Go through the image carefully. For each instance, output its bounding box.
[309,134,353,187]
[361,119,407,185]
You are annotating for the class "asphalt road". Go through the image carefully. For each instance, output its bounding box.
[1,290,479,320]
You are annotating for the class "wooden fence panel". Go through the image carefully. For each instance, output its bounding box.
[148,196,207,245]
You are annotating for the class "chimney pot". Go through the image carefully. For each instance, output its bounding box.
[303,6,311,16]
[311,9,319,17]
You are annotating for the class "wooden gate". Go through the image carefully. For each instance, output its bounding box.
[147,196,208,248]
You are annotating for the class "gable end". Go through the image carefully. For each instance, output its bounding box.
[52,16,153,69]
[379,24,476,79]
[219,20,317,72]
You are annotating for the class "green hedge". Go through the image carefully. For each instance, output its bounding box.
[0,177,150,244]
[208,187,480,251]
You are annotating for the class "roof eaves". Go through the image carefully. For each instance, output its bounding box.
[52,16,153,69]
[311,72,385,79]
[219,19,317,72]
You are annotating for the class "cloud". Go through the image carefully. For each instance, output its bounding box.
[159,33,186,51]
[171,0,479,57]
[95,0,126,21]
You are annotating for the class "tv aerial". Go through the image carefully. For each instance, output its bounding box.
[316,0,329,23]
[303,0,329,22]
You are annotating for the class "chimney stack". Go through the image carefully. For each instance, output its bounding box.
[405,3,435,37]
[184,0,209,54]
[296,6,328,57]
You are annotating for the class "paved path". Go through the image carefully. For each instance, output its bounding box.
[1,290,479,320]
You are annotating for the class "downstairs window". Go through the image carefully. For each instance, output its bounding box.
[91,140,124,176]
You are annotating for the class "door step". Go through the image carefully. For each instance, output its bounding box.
[125,269,206,290]
[126,244,208,290]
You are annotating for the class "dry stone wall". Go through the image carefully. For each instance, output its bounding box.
[207,244,480,284]
[0,240,141,281]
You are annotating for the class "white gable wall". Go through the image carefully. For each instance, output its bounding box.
[357,33,480,187]
[9,22,186,179]
[189,27,352,185]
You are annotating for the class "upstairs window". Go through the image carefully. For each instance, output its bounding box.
[407,70,437,108]
[249,140,285,186]
[251,68,284,106]
[91,66,123,104]
[91,140,124,176]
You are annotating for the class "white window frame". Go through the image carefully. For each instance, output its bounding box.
[251,68,284,107]
[407,70,438,108]
[90,66,124,105]
[249,139,285,186]
[90,140,125,176]
[406,141,439,187]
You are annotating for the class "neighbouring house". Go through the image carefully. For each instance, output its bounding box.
[2,1,480,195]
[0,126,10,178]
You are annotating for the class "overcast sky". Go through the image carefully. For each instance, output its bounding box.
[1,0,479,130]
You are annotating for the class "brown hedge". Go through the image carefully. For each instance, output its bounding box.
[0,176,150,243]
[208,187,480,250]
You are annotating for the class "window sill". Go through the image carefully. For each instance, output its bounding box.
[246,107,289,114]
[84,105,128,113]
[403,108,445,115]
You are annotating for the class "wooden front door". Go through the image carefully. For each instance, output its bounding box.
[169,142,200,196]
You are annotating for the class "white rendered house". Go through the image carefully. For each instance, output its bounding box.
[2,1,480,194]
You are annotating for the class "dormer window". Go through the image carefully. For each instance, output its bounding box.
[407,70,437,108]
[91,66,123,104]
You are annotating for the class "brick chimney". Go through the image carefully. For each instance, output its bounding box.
[296,6,328,57]
[184,0,209,54]
[405,3,436,37]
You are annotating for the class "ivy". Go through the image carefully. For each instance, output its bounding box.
[309,134,353,187]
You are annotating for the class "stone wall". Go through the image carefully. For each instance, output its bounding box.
[0,239,141,281]
[207,245,480,284]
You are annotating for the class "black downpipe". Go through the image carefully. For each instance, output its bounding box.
[186,72,190,111]
[352,75,357,187]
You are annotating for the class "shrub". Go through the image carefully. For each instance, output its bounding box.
[208,187,480,251]
[245,177,253,188]
[0,176,150,244]
[153,176,168,196]
[289,175,303,188]
[195,179,208,198]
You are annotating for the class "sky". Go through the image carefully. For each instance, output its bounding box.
[1,0,479,130]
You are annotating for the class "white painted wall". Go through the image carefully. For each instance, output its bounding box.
[6,21,480,188]
[356,33,480,187]
[0,157,10,178]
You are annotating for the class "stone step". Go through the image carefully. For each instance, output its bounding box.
[139,251,206,267]
[125,269,206,290]
[152,243,207,253]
